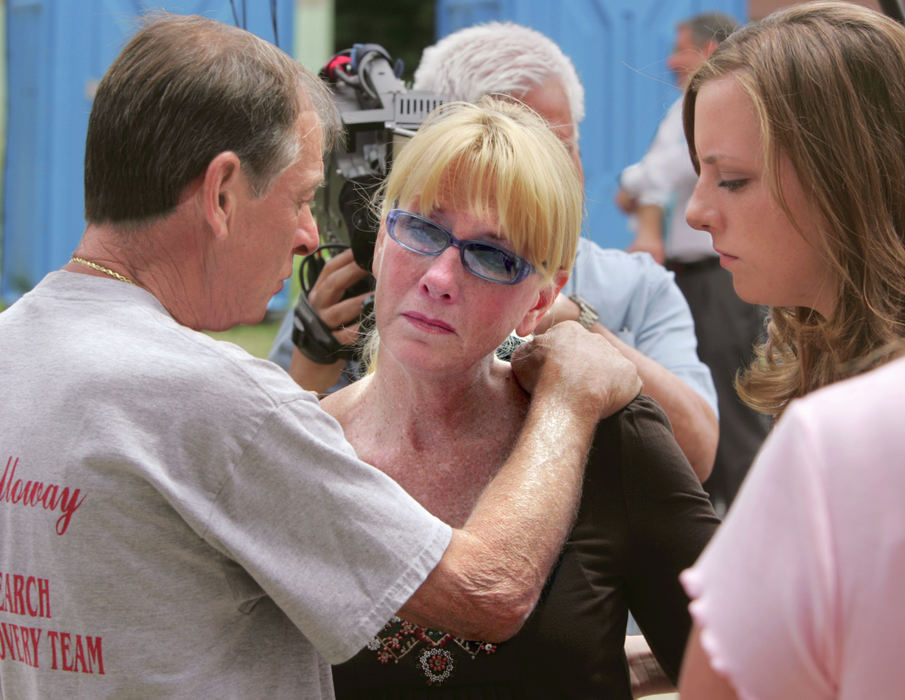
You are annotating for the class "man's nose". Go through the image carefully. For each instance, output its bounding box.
[294,205,319,256]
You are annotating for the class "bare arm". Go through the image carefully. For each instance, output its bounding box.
[624,635,674,698]
[626,204,666,266]
[536,296,717,482]
[678,624,739,700]
[399,322,642,640]
[615,186,639,214]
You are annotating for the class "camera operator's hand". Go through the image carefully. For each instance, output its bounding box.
[510,321,641,421]
[289,249,372,393]
[306,248,372,347]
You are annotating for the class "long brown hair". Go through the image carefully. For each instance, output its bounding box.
[684,2,905,417]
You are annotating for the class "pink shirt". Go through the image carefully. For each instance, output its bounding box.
[681,355,905,699]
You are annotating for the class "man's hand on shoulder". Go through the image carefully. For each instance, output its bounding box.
[510,321,641,420]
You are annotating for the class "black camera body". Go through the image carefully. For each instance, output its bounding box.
[314,44,444,274]
[292,44,443,365]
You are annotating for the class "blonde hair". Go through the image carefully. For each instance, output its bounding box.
[379,97,584,282]
[683,2,905,417]
[360,97,584,370]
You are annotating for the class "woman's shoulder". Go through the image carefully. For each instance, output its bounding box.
[602,394,674,441]
[589,394,703,492]
[320,374,371,422]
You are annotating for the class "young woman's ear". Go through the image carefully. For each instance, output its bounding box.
[515,269,569,337]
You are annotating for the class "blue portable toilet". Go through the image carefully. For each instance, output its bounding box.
[435,0,747,251]
[1,0,294,307]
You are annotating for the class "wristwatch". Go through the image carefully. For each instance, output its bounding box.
[569,294,599,330]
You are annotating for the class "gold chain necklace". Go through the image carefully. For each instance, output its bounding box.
[69,256,135,285]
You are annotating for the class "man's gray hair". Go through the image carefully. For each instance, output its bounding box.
[413,21,585,128]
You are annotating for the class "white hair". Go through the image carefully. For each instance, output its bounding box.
[412,21,585,128]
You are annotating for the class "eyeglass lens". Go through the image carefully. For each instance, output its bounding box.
[387,210,531,284]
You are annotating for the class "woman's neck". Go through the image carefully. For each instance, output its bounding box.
[370,353,519,440]
[359,353,529,526]
[319,350,531,527]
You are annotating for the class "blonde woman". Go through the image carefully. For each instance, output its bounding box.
[323,97,719,698]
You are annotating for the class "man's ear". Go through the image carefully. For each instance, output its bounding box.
[515,269,569,337]
[701,39,720,59]
[202,151,242,240]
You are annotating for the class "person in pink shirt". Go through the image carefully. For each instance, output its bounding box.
[676,2,905,697]
[681,349,905,699]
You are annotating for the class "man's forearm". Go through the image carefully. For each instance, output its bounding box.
[399,323,641,641]
[399,391,596,641]
[597,325,717,481]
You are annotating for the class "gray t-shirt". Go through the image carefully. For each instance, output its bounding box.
[0,271,451,698]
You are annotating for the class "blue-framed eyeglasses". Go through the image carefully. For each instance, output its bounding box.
[385,209,534,285]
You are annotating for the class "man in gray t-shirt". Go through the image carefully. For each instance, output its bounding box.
[0,13,639,698]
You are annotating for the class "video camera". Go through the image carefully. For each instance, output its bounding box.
[313,44,443,273]
[291,44,444,364]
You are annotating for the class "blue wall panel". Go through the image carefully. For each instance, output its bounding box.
[2,0,294,306]
[436,0,746,251]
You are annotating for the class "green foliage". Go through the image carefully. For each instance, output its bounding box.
[204,317,282,359]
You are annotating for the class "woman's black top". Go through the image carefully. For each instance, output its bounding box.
[332,395,721,699]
